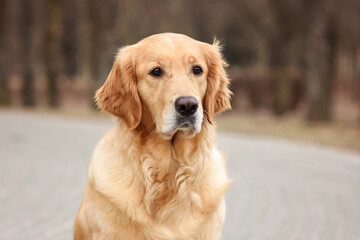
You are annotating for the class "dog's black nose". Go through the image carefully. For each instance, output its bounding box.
[175,96,198,116]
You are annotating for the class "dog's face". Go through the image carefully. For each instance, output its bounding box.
[135,35,208,138]
[96,33,231,139]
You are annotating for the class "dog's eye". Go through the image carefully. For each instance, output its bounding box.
[193,66,203,75]
[150,68,162,77]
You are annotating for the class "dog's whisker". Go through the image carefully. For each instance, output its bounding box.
[143,112,162,132]
[202,114,210,123]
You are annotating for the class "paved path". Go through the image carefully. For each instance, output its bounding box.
[0,110,359,240]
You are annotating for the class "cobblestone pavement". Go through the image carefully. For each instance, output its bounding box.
[1,110,360,240]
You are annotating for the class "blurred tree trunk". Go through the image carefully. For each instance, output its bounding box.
[89,0,109,88]
[62,0,78,78]
[306,1,339,121]
[94,0,118,87]
[89,0,101,82]
[0,0,8,105]
[5,0,24,106]
[354,47,360,122]
[269,36,294,115]
[21,0,35,106]
[31,0,47,107]
[268,0,294,115]
[255,38,270,73]
[356,8,360,122]
[76,0,93,108]
[355,47,360,122]
[45,0,62,107]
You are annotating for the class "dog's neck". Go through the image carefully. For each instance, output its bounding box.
[114,116,216,213]
[131,119,215,164]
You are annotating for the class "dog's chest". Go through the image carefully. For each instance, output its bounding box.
[141,154,207,219]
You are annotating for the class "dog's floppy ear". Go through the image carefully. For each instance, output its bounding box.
[203,40,232,124]
[95,46,142,130]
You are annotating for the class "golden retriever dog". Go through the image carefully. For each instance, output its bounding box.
[74,33,232,240]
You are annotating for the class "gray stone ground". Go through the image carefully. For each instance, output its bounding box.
[0,110,360,240]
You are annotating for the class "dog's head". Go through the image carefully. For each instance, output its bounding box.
[96,33,231,139]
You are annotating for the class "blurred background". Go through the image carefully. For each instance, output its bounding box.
[0,0,359,151]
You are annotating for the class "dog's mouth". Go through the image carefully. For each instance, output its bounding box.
[179,122,190,128]
[177,115,195,128]
[161,116,199,139]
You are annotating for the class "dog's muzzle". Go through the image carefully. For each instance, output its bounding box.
[161,96,202,138]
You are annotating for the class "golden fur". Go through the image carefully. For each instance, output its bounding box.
[74,33,232,240]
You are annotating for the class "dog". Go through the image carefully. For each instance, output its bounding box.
[74,33,232,240]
